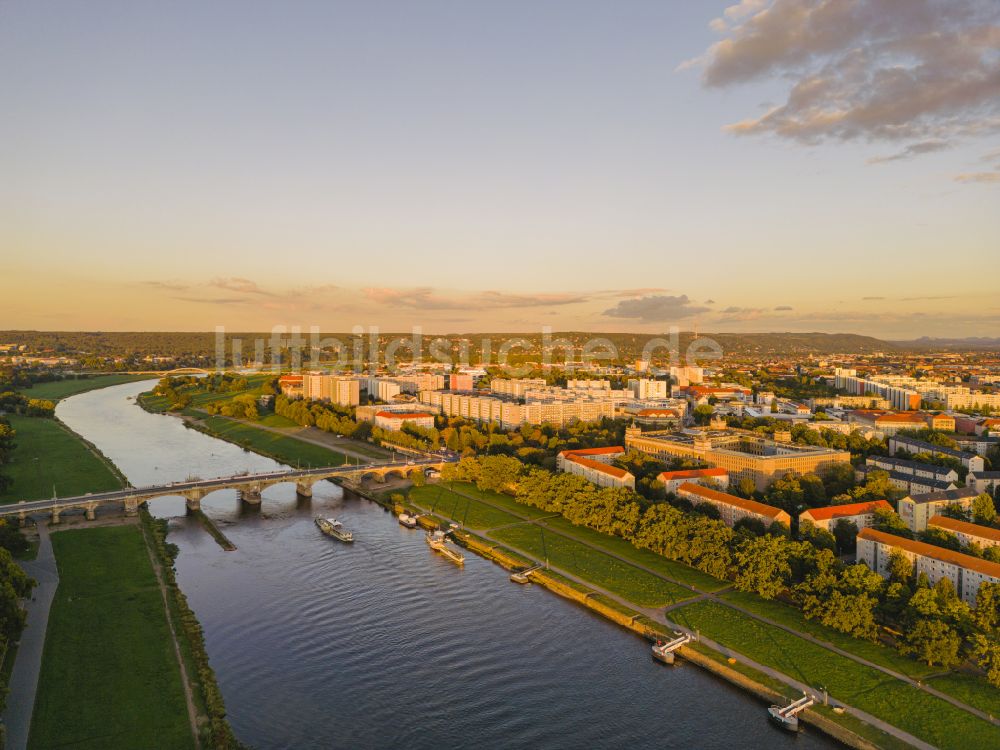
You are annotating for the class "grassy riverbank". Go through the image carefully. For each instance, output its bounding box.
[190,415,348,468]
[0,415,123,504]
[29,526,195,750]
[671,599,1000,750]
[17,374,155,402]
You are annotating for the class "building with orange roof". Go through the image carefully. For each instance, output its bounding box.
[798,500,892,533]
[658,467,729,494]
[873,411,932,436]
[556,446,625,471]
[928,515,1000,551]
[278,374,304,398]
[676,482,790,529]
[856,527,1000,605]
[560,453,635,490]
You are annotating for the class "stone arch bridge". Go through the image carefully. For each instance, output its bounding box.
[0,459,451,524]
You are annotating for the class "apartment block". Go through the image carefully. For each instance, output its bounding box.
[897,487,980,532]
[857,527,1000,605]
[798,500,892,533]
[302,373,361,406]
[657,467,729,494]
[676,482,790,529]
[928,515,1000,551]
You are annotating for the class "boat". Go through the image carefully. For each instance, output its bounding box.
[425,529,464,565]
[398,512,419,529]
[315,517,354,542]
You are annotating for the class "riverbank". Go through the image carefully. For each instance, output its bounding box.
[28,524,196,749]
[16,374,156,403]
[0,414,125,504]
[391,481,1000,750]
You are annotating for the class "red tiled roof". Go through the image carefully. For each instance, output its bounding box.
[558,446,625,458]
[279,375,303,384]
[676,482,787,520]
[858,527,1000,578]
[374,411,434,420]
[658,468,728,481]
[875,412,927,424]
[566,454,630,479]
[928,515,1000,544]
[637,409,680,417]
[800,500,891,522]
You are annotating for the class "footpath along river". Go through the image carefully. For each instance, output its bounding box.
[57,380,840,749]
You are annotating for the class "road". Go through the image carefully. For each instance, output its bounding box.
[3,523,59,750]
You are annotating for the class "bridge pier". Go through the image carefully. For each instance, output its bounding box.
[183,490,204,513]
[85,504,96,521]
[295,480,315,498]
[18,510,27,527]
[124,496,139,516]
[50,507,61,524]
[238,485,262,505]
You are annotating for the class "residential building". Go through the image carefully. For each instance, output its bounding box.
[874,412,933,436]
[448,372,474,391]
[669,366,703,386]
[490,378,547,398]
[555,446,626,469]
[928,515,1000,551]
[373,411,436,432]
[865,456,959,484]
[834,369,922,411]
[889,435,985,473]
[626,428,851,492]
[676,482,790,529]
[798,500,892,533]
[856,464,956,496]
[566,379,611,390]
[969,471,1000,496]
[856,527,1000,605]
[558,452,634,489]
[658,467,729,495]
[898,487,980,532]
[628,378,668,400]
[302,373,361,406]
[278,374,304,398]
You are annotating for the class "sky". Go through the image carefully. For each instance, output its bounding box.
[1,0,998,339]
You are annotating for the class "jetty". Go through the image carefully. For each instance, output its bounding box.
[651,632,691,665]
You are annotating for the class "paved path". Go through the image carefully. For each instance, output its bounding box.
[3,523,59,750]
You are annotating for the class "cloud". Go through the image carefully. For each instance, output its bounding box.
[900,295,957,301]
[954,171,1000,183]
[603,294,710,322]
[692,1,1000,154]
[774,305,794,311]
[862,296,885,300]
[868,139,951,164]
[363,287,589,310]
[705,299,716,304]
[172,296,250,305]
[142,280,189,292]
[209,277,275,296]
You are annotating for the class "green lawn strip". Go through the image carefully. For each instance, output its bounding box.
[440,482,554,519]
[589,593,642,619]
[539,514,728,592]
[197,416,347,468]
[719,589,937,679]
[0,415,122,504]
[409,485,523,530]
[139,392,173,412]
[490,523,693,608]
[928,672,1000,719]
[671,600,1000,750]
[257,413,300,428]
[29,526,194,750]
[17,374,155,402]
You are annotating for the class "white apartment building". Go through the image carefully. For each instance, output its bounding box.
[302,373,361,406]
[928,515,1000,551]
[798,500,892,533]
[669,366,704,386]
[628,378,669,400]
[676,483,791,529]
[857,527,1000,605]
[490,378,547,398]
[897,487,980,532]
[373,411,436,432]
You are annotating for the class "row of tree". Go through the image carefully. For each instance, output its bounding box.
[440,455,1000,681]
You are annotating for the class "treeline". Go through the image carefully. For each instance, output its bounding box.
[0,391,55,418]
[0,540,34,711]
[0,417,14,493]
[442,456,1000,681]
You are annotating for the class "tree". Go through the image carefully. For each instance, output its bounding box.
[974,582,1000,633]
[972,493,998,526]
[733,535,791,599]
[692,404,714,425]
[886,549,914,585]
[832,518,859,553]
[872,506,912,538]
[900,618,962,667]
[972,634,1000,688]
[0,520,28,557]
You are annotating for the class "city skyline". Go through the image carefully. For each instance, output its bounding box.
[3,0,998,336]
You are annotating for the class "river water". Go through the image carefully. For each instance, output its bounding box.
[57,381,838,749]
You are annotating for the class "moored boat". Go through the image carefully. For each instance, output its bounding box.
[315,516,354,542]
[398,512,419,528]
[426,529,464,565]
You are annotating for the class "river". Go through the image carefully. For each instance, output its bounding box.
[57,381,839,749]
